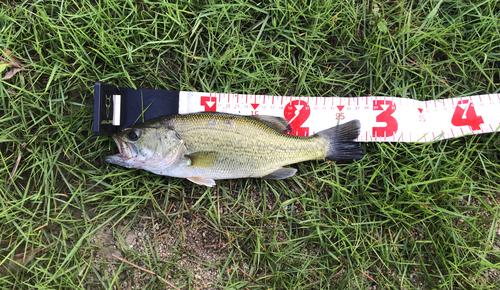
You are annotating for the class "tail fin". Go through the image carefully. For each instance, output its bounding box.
[316,120,365,161]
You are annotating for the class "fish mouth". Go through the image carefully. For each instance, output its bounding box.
[105,136,137,163]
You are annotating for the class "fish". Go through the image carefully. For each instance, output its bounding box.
[105,112,364,187]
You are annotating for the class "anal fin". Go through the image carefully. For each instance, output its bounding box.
[262,168,297,179]
[187,176,216,187]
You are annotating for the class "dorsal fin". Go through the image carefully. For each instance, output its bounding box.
[249,115,292,133]
[178,112,292,133]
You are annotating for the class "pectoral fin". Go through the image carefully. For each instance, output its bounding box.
[187,151,218,168]
[187,177,216,187]
[262,168,297,179]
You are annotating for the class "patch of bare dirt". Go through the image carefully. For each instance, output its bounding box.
[87,211,229,289]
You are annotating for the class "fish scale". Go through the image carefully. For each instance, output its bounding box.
[166,113,325,179]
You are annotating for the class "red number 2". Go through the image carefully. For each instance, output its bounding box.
[283,100,310,136]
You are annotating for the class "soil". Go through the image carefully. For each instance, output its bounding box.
[86,209,230,289]
[81,188,500,289]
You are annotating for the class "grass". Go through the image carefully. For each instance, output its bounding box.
[1,0,500,289]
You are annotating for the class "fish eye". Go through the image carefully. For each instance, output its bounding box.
[128,131,139,141]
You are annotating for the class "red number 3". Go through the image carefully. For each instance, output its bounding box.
[372,100,398,137]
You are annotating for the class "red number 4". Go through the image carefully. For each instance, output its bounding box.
[451,100,483,131]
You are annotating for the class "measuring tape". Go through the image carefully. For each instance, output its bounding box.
[178,92,500,142]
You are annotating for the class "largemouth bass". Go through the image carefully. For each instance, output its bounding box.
[105,112,364,187]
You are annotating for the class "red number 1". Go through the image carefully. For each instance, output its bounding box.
[201,96,217,111]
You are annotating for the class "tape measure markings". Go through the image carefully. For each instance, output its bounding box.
[178,91,500,142]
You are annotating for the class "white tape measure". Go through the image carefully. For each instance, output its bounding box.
[178,92,500,142]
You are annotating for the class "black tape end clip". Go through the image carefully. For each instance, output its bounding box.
[93,82,180,136]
